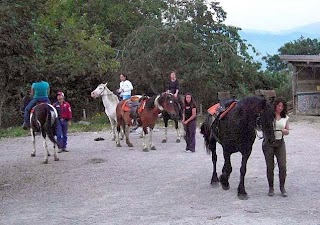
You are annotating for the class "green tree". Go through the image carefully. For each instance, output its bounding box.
[0,1,44,127]
[120,0,265,107]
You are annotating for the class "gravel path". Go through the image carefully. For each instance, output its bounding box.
[1,116,320,225]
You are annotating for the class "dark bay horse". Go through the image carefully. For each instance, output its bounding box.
[30,103,59,164]
[200,95,275,200]
[115,93,179,151]
[161,95,183,143]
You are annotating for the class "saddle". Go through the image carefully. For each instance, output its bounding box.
[207,99,238,144]
[121,95,146,126]
[207,100,237,120]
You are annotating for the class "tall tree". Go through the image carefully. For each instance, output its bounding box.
[120,0,264,107]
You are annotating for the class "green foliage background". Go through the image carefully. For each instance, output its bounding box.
[1,0,316,128]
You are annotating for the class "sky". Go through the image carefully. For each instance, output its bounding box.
[216,0,320,32]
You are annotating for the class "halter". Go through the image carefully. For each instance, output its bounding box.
[96,84,114,97]
[154,95,164,111]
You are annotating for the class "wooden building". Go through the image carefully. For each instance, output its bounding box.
[280,55,320,115]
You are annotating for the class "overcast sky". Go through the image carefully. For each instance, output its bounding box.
[217,0,320,32]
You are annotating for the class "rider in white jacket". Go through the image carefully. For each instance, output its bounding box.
[118,73,133,100]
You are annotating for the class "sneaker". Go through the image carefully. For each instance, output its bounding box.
[58,149,63,153]
[62,148,69,152]
[185,149,191,153]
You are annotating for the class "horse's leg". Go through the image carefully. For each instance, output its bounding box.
[237,151,251,200]
[210,141,219,185]
[42,133,49,164]
[162,118,168,143]
[175,120,181,143]
[31,129,36,157]
[220,150,232,190]
[125,125,133,147]
[149,128,156,150]
[115,123,121,147]
[142,127,149,152]
[109,117,116,141]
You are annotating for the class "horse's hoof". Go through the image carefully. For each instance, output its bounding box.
[238,193,249,200]
[128,143,133,147]
[221,183,230,190]
[176,139,180,143]
[210,182,219,188]
[116,144,121,147]
[54,157,59,161]
[143,148,149,152]
[161,139,167,143]
[150,146,156,150]
[43,160,48,164]
[48,153,51,157]
[31,153,35,157]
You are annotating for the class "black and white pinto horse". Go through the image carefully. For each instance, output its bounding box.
[161,94,184,143]
[30,103,59,164]
[200,95,275,200]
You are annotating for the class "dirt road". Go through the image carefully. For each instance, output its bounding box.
[1,116,320,225]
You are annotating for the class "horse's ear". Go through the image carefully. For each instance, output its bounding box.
[104,82,108,86]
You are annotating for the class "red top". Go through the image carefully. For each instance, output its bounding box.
[53,101,72,120]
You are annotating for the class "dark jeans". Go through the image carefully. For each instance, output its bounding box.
[24,97,50,125]
[262,139,287,188]
[56,119,69,149]
[184,119,196,152]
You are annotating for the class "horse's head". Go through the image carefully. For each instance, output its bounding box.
[156,93,179,119]
[91,83,113,98]
[257,97,275,143]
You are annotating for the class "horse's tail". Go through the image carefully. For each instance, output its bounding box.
[200,113,214,155]
[45,104,58,145]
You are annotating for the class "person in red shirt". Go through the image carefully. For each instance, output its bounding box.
[53,91,72,153]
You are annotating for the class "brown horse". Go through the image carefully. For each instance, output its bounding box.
[115,93,179,151]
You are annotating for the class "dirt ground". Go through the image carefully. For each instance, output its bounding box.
[1,115,320,225]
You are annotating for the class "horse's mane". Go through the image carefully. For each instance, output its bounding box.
[145,95,157,109]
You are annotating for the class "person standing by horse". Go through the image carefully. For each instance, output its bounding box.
[22,75,50,130]
[182,92,197,153]
[117,73,133,100]
[262,97,289,197]
[53,91,72,153]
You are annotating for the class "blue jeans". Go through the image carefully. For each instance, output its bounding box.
[24,97,50,125]
[122,95,131,100]
[56,119,69,149]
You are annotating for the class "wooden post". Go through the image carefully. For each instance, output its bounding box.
[83,109,87,120]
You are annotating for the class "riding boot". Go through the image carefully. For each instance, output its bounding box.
[279,172,287,197]
[267,175,274,196]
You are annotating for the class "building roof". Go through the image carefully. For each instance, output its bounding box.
[280,55,320,63]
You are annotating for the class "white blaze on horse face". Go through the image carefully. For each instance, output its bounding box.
[154,95,164,111]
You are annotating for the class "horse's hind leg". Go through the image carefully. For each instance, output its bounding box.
[42,134,49,164]
[237,152,251,200]
[125,125,133,147]
[175,120,181,143]
[115,124,122,147]
[220,151,232,191]
[31,130,36,157]
[149,128,156,150]
[210,142,219,185]
[142,127,149,152]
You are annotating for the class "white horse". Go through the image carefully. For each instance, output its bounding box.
[91,83,120,141]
